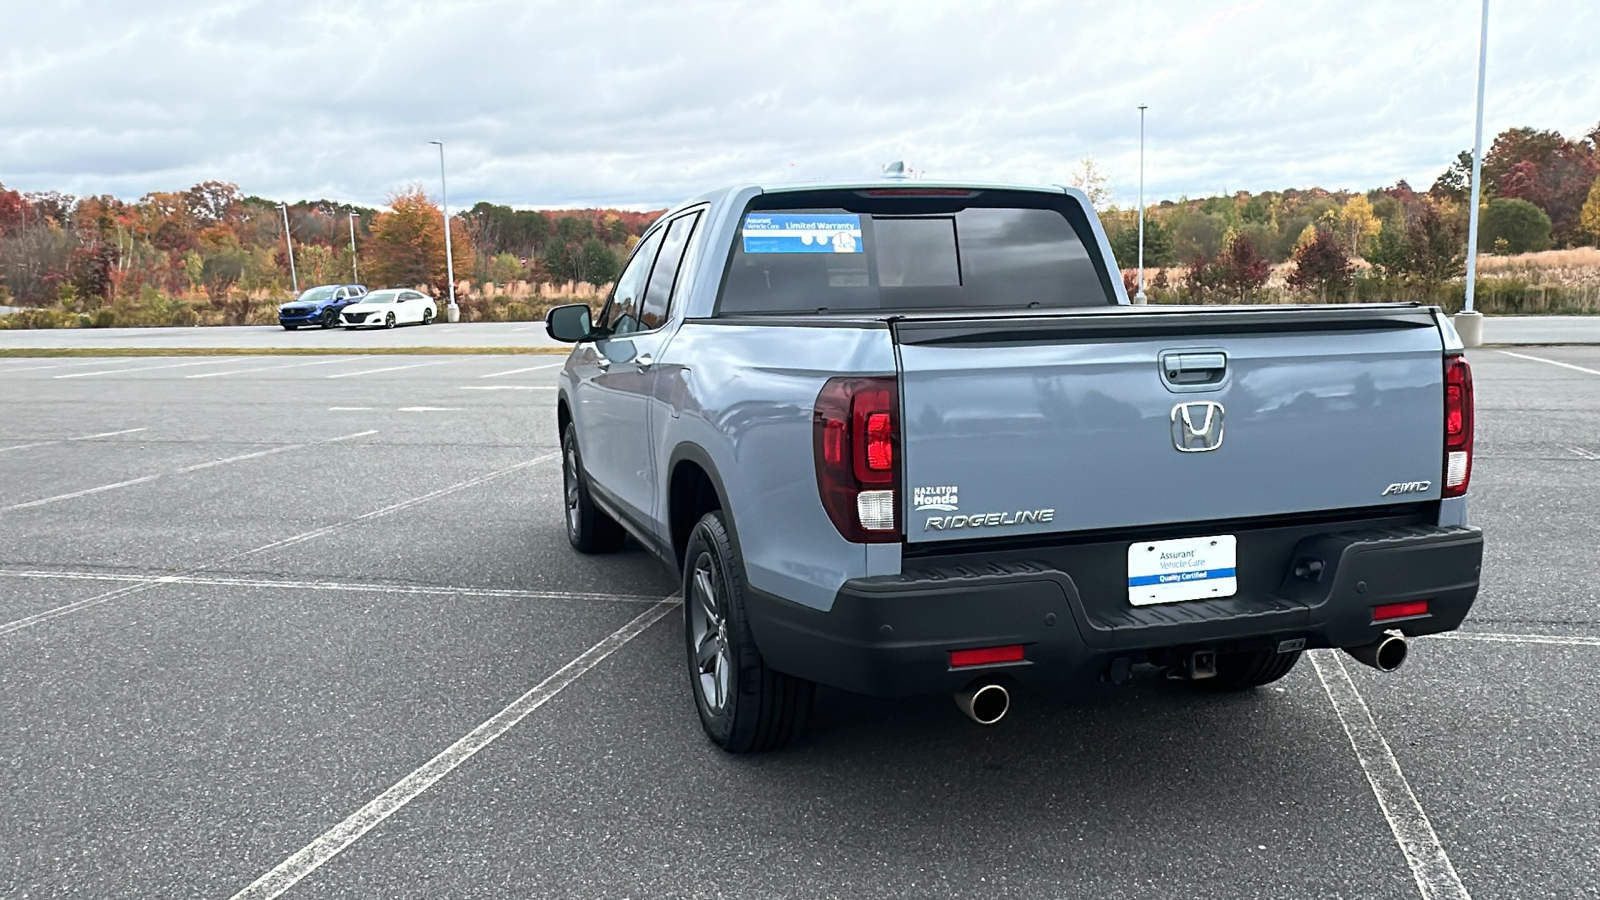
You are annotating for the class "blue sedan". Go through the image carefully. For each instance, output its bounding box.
[278,284,368,329]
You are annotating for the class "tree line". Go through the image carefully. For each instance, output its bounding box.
[0,181,661,323]
[3,120,1598,319]
[1098,121,1600,303]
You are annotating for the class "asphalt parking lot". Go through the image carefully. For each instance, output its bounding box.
[1,347,1597,899]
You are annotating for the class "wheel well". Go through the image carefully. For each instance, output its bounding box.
[670,460,722,570]
[556,398,571,439]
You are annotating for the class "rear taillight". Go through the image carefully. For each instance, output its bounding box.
[814,376,900,542]
[1443,356,1474,498]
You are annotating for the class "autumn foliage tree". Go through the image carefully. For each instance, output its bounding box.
[362,187,472,294]
[1288,227,1353,301]
[1186,233,1271,303]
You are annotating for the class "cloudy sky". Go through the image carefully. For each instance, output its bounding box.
[2,0,1595,211]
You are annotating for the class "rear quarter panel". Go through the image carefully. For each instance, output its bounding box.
[660,321,899,610]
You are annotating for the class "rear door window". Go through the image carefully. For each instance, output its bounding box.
[717,190,1113,314]
[638,211,702,330]
[602,229,664,336]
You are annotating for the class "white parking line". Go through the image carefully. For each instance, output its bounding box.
[326,361,452,379]
[460,385,557,391]
[0,569,659,605]
[227,596,679,900]
[1311,651,1471,900]
[479,363,561,378]
[1495,349,1600,377]
[178,430,376,473]
[1566,446,1600,461]
[0,427,147,455]
[0,430,377,511]
[1428,631,1600,648]
[70,427,148,440]
[54,359,237,378]
[1,475,164,510]
[0,454,554,636]
[187,357,361,378]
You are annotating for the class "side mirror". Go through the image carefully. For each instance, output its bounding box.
[546,303,595,343]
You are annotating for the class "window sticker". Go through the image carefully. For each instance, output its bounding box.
[742,213,863,254]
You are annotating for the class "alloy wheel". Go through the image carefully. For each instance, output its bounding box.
[688,551,731,712]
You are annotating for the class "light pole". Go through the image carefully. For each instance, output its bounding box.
[429,140,459,322]
[279,203,299,294]
[1134,104,1148,304]
[348,212,360,283]
[1456,0,1490,347]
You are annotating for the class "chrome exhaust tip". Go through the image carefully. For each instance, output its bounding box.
[954,682,1010,725]
[1344,633,1409,672]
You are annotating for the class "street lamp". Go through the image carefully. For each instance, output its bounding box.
[1456,0,1490,348]
[429,140,459,322]
[1135,104,1148,304]
[347,211,360,283]
[279,202,299,295]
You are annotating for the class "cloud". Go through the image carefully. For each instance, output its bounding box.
[1,0,1594,210]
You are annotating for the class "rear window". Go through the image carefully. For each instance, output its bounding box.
[717,189,1114,315]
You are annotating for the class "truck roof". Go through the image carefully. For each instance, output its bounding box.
[672,179,1080,216]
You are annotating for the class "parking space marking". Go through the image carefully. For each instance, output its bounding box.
[479,363,561,378]
[1,431,378,511]
[54,359,237,379]
[325,361,454,379]
[186,357,361,378]
[0,427,147,455]
[0,569,660,605]
[1429,631,1600,648]
[460,385,557,391]
[177,430,377,473]
[1311,651,1471,900]
[228,596,680,900]
[1,474,164,510]
[1565,446,1600,461]
[1495,349,1600,377]
[0,454,555,637]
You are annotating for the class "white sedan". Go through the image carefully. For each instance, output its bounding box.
[340,289,438,329]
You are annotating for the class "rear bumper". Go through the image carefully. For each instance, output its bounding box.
[746,519,1483,697]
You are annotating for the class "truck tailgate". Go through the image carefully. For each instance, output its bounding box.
[892,306,1447,544]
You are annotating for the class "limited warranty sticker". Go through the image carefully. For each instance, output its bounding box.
[1127,534,1238,606]
[741,213,863,254]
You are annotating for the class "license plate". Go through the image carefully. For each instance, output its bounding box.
[1127,535,1237,606]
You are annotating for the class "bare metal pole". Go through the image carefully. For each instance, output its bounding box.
[279,203,298,294]
[348,212,360,283]
[1463,0,1489,315]
[429,140,458,320]
[1135,104,1148,303]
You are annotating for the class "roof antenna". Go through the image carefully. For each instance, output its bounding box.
[881,160,911,180]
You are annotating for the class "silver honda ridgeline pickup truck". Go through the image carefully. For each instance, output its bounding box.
[545,181,1482,753]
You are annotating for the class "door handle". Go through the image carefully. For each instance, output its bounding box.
[636,354,654,370]
[1159,351,1228,389]
[596,356,611,370]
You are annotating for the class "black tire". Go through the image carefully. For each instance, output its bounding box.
[422,308,435,325]
[282,324,297,331]
[321,310,338,328]
[384,312,396,329]
[1201,648,1303,691]
[684,510,813,753]
[561,423,625,553]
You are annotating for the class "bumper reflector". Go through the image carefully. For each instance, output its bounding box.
[950,644,1026,668]
[1373,600,1429,622]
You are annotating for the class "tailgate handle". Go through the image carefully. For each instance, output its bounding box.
[1161,351,1228,387]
